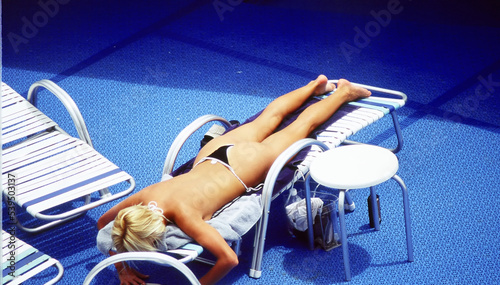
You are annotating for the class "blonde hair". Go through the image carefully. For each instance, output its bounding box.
[112,204,167,253]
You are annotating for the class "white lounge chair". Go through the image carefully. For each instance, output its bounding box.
[1,80,136,233]
[2,230,64,284]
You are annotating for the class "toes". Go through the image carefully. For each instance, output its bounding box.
[313,75,332,95]
[316,74,328,83]
[325,82,335,93]
[337,78,349,89]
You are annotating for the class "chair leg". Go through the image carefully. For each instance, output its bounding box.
[249,193,272,278]
[392,175,414,262]
[7,198,85,233]
[338,190,351,281]
[344,191,356,212]
[369,186,381,231]
[305,175,315,250]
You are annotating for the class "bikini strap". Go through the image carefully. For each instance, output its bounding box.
[195,156,262,194]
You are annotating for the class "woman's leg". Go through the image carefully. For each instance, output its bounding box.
[260,79,371,157]
[196,75,335,160]
[223,75,334,142]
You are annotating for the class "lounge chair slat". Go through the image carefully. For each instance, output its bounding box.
[1,99,57,145]
[348,101,389,114]
[26,171,131,214]
[16,162,118,201]
[1,100,36,117]
[2,137,81,173]
[2,131,59,156]
[7,144,104,190]
[2,106,53,130]
[1,230,63,284]
[2,252,50,283]
[345,106,382,122]
[342,104,385,119]
[13,156,111,198]
[2,246,36,267]
[6,258,60,285]
[2,120,57,145]
[336,110,370,128]
[365,96,405,107]
[1,147,97,187]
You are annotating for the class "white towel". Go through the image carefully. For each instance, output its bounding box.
[285,197,324,231]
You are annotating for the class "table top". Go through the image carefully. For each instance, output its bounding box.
[309,144,399,189]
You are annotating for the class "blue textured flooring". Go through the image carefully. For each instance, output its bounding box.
[2,0,500,284]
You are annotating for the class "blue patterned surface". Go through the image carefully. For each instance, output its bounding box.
[2,0,500,284]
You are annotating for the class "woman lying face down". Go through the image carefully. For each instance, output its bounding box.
[97,75,371,285]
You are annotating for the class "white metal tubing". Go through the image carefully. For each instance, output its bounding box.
[338,190,351,281]
[330,79,406,154]
[249,138,329,278]
[83,252,201,285]
[27,80,93,147]
[390,111,404,153]
[33,178,135,221]
[392,174,414,262]
[15,179,135,233]
[16,213,84,234]
[45,261,64,285]
[162,115,231,176]
[328,80,408,101]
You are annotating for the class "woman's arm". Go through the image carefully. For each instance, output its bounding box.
[176,214,239,285]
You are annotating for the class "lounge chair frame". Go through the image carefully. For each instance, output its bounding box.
[160,81,407,278]
[83,249,202,285]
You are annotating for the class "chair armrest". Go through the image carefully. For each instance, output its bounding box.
[328,80,406,153]
[251,138,329,277]
[27,79,93,147]
[83,252,200,285]
[328,79,408,102]
[168,243,204,264]
[262,138,329,207]
[162,115,232,176]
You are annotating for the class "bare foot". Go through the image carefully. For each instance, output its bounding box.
[311,74,335,96]
[336,78,371,102]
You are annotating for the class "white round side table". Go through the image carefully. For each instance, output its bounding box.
[304,144,414,281]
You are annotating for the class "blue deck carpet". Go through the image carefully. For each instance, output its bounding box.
[2,0,500,284]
